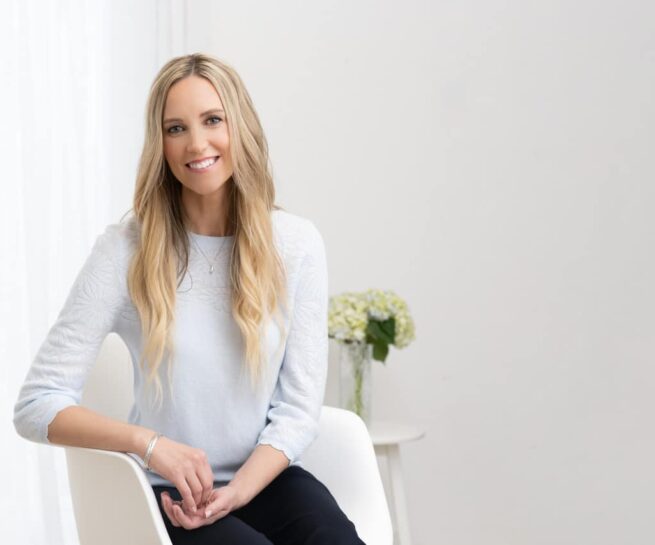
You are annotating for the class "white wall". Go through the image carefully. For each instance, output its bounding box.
[107,1,655,544]
[74,0,655,545]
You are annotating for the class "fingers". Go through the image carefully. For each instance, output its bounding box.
[173,503,195,528]
[176,454,214,515]
[161,489,226,530]
[161,492,201,530]
[199,462,215,507]
[154,441,214,518]
[176,477,198,516]
[160,492,181,527]
[188,449,214,508]
[204,489,230,519]
[171,499,208,530]
[149,437,214,516]
[185,472,204,512]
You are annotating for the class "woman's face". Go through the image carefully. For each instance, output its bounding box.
[162,75,234,198]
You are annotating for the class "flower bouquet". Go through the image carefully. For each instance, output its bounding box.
[328,288,415,423]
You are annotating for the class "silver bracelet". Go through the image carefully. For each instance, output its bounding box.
[144,432,163,470]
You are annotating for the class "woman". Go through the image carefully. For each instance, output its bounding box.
[13,52,365,545]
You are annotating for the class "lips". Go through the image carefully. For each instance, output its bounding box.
[186,156,220,170]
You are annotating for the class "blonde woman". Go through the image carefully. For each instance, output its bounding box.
[14,53,365,545]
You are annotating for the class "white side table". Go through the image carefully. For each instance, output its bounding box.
[367,420,425,545]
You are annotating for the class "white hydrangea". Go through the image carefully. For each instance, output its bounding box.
[328,288,415,349]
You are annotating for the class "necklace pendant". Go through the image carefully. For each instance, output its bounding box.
[209,264,214,274]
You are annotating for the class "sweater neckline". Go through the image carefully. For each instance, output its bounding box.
[186,230,235,241]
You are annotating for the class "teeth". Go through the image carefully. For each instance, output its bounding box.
[188,156,218,169]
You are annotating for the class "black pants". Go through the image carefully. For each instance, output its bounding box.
[152,465,366,544]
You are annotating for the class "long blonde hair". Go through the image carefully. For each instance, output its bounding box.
[124,53,288,410]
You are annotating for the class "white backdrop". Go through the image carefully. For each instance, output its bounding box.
[2,1,654,544]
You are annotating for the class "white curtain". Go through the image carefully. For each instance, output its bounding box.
[0,1,185,543]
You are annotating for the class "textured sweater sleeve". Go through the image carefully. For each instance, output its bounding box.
[13,225,125,445]
[256,221,329,463]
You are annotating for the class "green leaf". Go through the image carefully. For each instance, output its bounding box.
[372,342,389,362]
[366,317,395,344]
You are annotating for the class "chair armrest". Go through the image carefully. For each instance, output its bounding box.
[65,446,172,545]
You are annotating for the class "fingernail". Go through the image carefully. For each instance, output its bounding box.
[205,510,212,518]
[192,505,197,512]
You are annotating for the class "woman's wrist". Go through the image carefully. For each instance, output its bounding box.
[143,432,163,469]
[131,425,157,460]
[225,483,249,511]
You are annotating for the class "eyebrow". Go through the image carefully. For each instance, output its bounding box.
[163,109,225,124]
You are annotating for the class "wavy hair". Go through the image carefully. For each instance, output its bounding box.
[123,53,288,410]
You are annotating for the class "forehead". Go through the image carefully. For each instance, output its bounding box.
[163,75,224,115]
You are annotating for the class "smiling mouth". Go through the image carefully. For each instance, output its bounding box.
[186,156,220,170]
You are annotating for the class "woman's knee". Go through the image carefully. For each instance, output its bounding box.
[300,511,366,545]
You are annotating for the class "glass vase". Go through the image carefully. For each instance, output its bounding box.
[338,341,373,425]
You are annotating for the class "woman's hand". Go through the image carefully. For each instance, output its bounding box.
[160,485,241,530]
[145,435,215,516]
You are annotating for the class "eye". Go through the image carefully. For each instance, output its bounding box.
[165,116,222,135]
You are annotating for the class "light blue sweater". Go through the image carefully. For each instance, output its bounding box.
[13,209,329,487]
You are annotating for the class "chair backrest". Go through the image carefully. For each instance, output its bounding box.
[302,406,393,545]
[81,333,134,419]
[77,333,392,545]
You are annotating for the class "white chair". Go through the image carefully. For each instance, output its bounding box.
[65,333,393,545]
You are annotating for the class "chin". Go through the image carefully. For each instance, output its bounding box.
[182,178,231,195]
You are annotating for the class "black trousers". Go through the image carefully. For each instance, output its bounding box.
[152,465,366,545]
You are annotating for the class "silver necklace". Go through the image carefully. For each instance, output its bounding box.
[189,234,231,274]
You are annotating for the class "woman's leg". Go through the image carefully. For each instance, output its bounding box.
[152,485,273,545]
[231,465,366,545]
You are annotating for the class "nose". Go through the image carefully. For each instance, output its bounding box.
[185,127,208,154]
